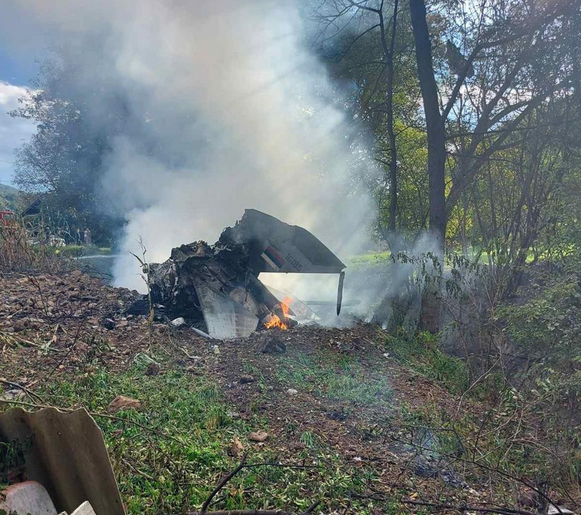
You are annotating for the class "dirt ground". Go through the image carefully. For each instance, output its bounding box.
[0,271,558,514]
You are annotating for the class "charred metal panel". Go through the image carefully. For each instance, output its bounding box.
[146,209,346,339]
[193,280,259,339]
[221,209,346,274]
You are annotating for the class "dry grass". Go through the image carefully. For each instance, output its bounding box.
[0,220,71,275]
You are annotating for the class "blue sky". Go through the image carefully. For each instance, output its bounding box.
[0,44,38,85]
[0,5,43,188]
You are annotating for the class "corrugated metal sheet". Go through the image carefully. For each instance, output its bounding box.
[0,407,125,515]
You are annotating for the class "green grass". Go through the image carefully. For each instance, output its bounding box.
[276,350,392,405]
[346,251,391,270]
[9,363,405,514]
[48,244,112,257]
[42,368,251,513]
[386,331,469,394]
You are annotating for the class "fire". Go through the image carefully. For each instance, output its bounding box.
[281,297,292,317]
[264,314,288,330]
[264,297,293,330]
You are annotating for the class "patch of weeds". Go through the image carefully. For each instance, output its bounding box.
[388,404,471,491]
[299,430,319,449]
[325,373,391,404]
[30,367,393,514]
[277,350,392,406]
[242,362,264,380]
[36,369,255,513]
[0,437,33,484]
[387,331,469,393]
[276,353,321,387]
[284,420,299,436]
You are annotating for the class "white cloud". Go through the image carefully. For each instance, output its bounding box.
[0,80,37,186]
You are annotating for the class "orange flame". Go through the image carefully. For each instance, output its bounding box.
[264,297,293,330]
[281,297,292,317]
[264,314,288,330]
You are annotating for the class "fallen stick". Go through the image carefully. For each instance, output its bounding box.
[192,327,212,339]
[199,457,321,515]
[353,493,538,515]
[403,500,537,515]
[200,456,248,512]
[0,378,45,404]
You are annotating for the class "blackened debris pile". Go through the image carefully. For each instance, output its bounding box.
[148,209,346,339]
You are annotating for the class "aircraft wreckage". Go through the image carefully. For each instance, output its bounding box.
[142,209,346,339]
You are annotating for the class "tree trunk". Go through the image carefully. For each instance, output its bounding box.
[410,0,445,333]
[386,0,399,233]
[409,0,446,250]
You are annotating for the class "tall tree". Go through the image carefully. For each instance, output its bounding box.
[409,0,445,249]
[315,0,421,244]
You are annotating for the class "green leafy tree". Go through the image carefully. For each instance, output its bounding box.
[11,53,125,243]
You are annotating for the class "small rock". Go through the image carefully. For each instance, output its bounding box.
[261,336,286,354]
[212,345,220,355]
[228,436,244,457]
[102,318,115,330]
[239,375,256,384]
[286,388,298,396]
[171,317,186,327]
[145,363,160,376]
[107,395,142,414]
[248,430,269,443]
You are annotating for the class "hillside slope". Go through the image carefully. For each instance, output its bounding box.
[0,183,21,210]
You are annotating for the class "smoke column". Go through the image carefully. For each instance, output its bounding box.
[5,0,377,293]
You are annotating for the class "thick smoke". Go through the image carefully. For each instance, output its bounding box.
[5,2,380,324]
[7,0,375,291]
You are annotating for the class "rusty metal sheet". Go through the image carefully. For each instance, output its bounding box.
[0,407,125,515]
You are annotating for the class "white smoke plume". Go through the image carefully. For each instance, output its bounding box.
[5,0,377,297]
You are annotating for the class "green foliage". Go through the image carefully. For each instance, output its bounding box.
[498,268,581,412]
[276,350,392,405]
[0,184,21,211]
[499,271,581,367]
[46,244,112,257]
[11,55,123,244]
[386,331,469,393]
[0,437,34,484]
[346,251,391,271]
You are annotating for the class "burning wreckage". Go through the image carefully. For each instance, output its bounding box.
[142,209,346,339]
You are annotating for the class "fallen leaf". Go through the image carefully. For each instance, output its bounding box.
[248,430,269,443]
[107,395,142,413]
[228,436,244,457]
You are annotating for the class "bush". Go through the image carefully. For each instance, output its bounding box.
[0,219,72,275]
[386,330,470,393]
